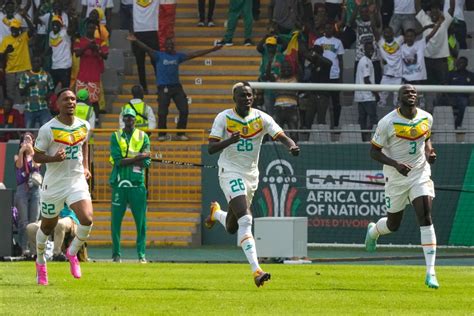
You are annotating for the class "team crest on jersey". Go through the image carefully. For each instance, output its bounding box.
[136,0,153,7]
[51,124,88,146]
[226,114,263,139]
[393,117,430,141]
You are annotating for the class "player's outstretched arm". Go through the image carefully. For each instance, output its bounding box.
[208,132,241,155]
[276,133,300,156]
[370,145,411,176]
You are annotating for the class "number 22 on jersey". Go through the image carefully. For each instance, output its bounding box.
[65,145,79,160]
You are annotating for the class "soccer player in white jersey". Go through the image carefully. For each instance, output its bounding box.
[365,84,439,289]
[33,88,94,285]
[205,82,300,287]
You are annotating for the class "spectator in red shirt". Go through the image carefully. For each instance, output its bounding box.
[0,97,24,142]
[73,20,109,121]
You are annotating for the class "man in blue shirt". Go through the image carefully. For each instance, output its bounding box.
[127,34,222,141]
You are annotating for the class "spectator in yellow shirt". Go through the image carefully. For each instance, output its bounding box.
[0,14,35,105]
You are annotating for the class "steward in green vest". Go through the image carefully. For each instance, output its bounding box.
[74,89,96,129]
[109,107,151,262]
[120,85,157,130]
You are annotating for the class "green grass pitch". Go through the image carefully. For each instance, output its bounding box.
[1,262,473,315]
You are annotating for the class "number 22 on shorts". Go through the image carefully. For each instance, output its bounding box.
[230,178,245,193]
[41,202,55,216]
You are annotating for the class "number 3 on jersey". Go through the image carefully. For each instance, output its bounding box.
[408,141,417,155]
[230,179,245,193]
[237,139,253,152]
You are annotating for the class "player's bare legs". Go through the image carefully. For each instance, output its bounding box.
[66,199,93,279]
[412,195,438,289]
[35,216,59,285]
[365,211,403,252]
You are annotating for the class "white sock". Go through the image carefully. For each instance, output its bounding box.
[68,224,92,255]
[36,228,49,265]
[237,215,260,273]
[369,217,392,239]
[214,210,227,227]
[420,225,437,275]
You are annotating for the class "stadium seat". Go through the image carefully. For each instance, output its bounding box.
[339,106,359,125]
[431,124,457,143]
[105,48,125,74]
[433,106,455,129]
[309,124,331,143]
[109,30,132,53]
[339,124,364,143]
[102,69,123,94]
[463,131,474,143]
[460,106,474,129]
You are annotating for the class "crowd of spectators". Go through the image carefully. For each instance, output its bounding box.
[254,0,473,134]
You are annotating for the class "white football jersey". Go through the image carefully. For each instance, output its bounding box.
[209,108,283,177]
[34,116,90,195]
[371,108,433,184]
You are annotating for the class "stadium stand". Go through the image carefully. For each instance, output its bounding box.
[309,124,331,143]
[433,106,455,129]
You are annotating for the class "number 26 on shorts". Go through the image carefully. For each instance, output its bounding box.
[230,179,245,193]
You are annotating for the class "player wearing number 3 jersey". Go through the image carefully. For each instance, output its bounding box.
[33,88,93,285]
[205,82,300,287]
[365,84,439,289]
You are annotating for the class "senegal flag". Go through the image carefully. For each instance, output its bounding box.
[282,31,303,74]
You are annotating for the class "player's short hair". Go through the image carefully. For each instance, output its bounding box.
[232,81,251,95]
[404,28,416,35]
[56,88,74,99]
[232,81,252,102]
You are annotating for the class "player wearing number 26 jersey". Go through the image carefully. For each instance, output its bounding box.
[209,107,283,194]
[34,116,91,216]
[205,82,300,288]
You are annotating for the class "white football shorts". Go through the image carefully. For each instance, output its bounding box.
[384,178,435,213]
[40,177,91,218]
[219,171,258,206]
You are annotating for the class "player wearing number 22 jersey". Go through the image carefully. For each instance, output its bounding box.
[33,89,94,286]
[35,116,91,207]
[205,82,300,288]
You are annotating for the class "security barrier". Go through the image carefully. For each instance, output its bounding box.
[91,129,207,203]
